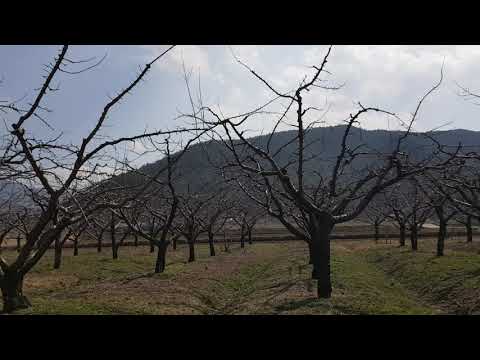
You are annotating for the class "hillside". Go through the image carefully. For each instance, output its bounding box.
[136,126,480,192]
[2,126,479,200]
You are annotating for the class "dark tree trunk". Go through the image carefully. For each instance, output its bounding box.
[111,215,118,260]
[223,232,229,253]
[399,224,406,247]
[155,241,169,273]
[16,236,21,253]
[240,223,245,248]
[309,213,334,299]
[374,221,380,244]
[97,229,104,253]
[134,234,138,247]
[308,241,313,264]
[112,241,118,259]
[1,270,31,313]
[437,220,446,257]
[73,236,79,256]
[53,233,62,270]
[113,243,121,259]
[208,232,215,256]
[172,235,177,251]
[188,238,195,262]
[410,226,418,251]
[466,215,473,243]
[248,228,253,245]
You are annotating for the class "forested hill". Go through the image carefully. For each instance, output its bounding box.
[133,126,480,193]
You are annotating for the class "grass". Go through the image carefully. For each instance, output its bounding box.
[2,235,479,315]
[365,238,480,314]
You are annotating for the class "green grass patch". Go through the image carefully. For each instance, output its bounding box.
[4,240,472,315]
[366,242,480,314]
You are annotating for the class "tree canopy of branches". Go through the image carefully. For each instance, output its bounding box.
[192,46,458,298]
[0,44,212,313]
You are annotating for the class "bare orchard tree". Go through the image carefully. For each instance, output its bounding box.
[402,179,433,251]
[232,209,248,249]
[424,85,480,222]
[429,152,480,223]
[174,188,218,263]
[90,215,109,253]
[52,224,73,269]
[193,48,460,298]
[106,209,133,260]
[118,194,177,273]
[0,185,27,249]
[117,140,180,273]
[384,186,410,247]
[363,196,390,244]
[243,206,265,246]
[200,189,233,256]
[70,220,88,257]
[194,46,455,298]
[0,44,208,313]
[417,175,458,256]
[455,213,475,243]
[232,199,265,248]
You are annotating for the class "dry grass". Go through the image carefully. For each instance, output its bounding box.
[2,226,478,315]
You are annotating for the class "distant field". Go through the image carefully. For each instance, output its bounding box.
[2,220,476,248]
[2,233,479,315]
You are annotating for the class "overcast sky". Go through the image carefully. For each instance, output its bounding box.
[1,45,480,158]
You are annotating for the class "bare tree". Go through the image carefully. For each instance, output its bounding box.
[200,189,233,256]
[418,176,458,256]
[232,200,265,248]
[70,221,88,256]
[193,46,454,298]
[384,187,409,247]
[455,213,475,243]
[174,188,218,263]
[91,216,108,253]
[364,196,390,244]
[0,44,212,313]
[404,179,434,251]
[117,140,180,273]
[384,181,433,250]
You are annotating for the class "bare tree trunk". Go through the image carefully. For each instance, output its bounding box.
[240,223,245,248]
[223,232,229,252]
[410,226,418,251]
[1,270,31,313]
[374,221,380,244]
[208,232,215,256]
[437,220,446,257]
[73,236,79,256]
[188,238,195,262]
[172,235,178,251]
[310,213,334,299]
[97,228,104,253]
[111,218,118,260]
[150,243,155,253]
[248,228,253,245]
[466,215,473,243]
[308,241,313,264]
[113,243,121,259]
[155,241,169,273]
[16,235,21,253]
[134,234,138,247]
[53,232,62,270]
[399,223,406,247]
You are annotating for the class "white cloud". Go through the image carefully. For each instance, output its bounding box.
[138,45,480,133]
[142,45,211,77]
